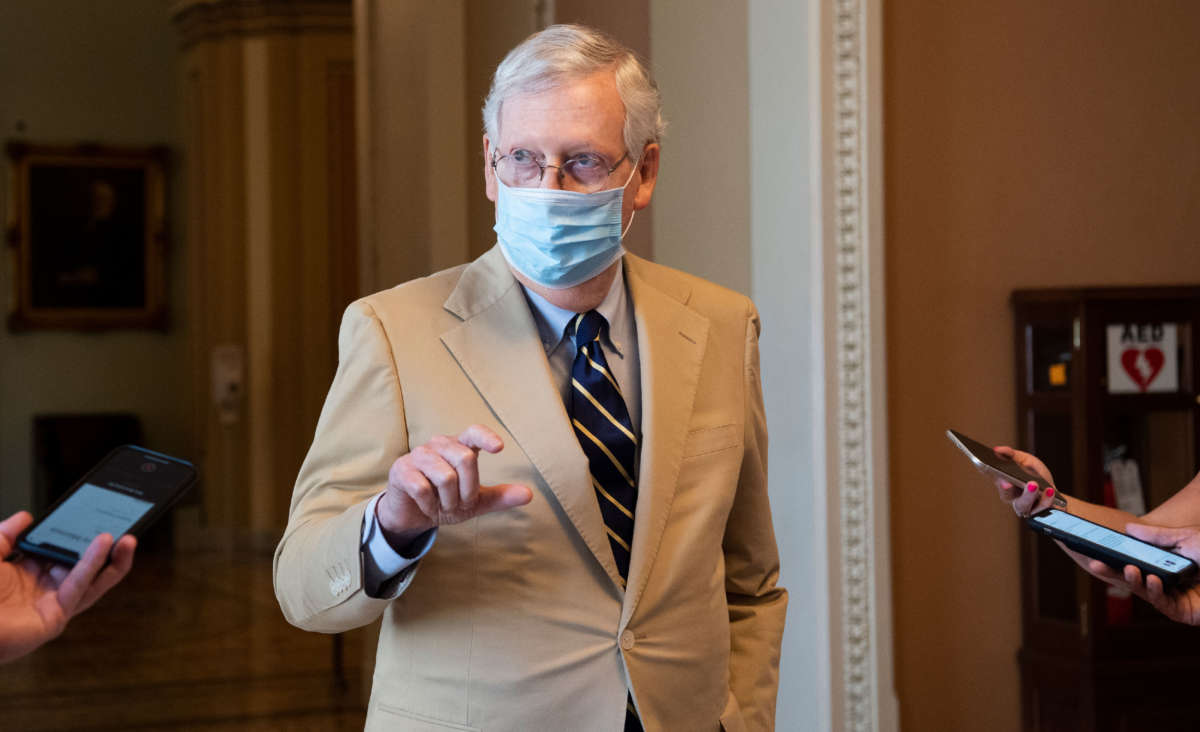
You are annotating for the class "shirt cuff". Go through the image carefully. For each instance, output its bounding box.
[361,493,437,577]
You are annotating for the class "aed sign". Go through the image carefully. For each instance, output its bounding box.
[1106,323,1178,393]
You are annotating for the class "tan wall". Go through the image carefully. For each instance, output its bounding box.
[886,2,1200,730]
[0,2,190,516]
[463,0,541,263]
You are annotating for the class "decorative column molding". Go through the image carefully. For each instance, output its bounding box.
[823,0,896,729]
[172,0,356,545]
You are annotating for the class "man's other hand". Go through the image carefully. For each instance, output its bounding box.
[377,424,533,548]
[0,511,136,664]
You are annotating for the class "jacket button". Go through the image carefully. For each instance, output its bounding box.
[620,630,636,650]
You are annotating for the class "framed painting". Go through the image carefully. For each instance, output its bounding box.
[6,142,168,330]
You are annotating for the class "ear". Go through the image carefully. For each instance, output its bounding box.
[483,134,497,202]
[631,143,660,210]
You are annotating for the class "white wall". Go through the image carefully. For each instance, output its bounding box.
[748,1,829,728]
[652,1,828,729]
[0,2,190,515]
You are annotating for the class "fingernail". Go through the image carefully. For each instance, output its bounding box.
[1027,482,1038,492]
[1045,488,1055,498]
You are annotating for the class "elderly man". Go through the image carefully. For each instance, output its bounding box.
[274,24,786,731]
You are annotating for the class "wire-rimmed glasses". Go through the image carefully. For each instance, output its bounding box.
[492,148,630,193]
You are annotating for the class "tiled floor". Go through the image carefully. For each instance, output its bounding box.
[0,549,368,730]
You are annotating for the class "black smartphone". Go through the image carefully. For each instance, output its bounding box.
[16,445,197,566]
[946,429,1067,508]
[1029,508,1198,590]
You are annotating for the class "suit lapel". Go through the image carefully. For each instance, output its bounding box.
[439,248,623,587]
[622,255,709,623]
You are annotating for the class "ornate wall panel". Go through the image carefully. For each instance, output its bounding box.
[825,0,895,729]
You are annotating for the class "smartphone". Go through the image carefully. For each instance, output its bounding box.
[1029,508,1198,590]
[946,429,1067,508]
[16,445,197,566]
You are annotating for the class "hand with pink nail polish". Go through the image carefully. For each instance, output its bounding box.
[982,443,1200,627]
[991,446,1057,518]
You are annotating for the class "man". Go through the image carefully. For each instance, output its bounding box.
[274,24,786,731]
[0,511,136,664]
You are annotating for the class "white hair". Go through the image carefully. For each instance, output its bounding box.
[483,24,666,158]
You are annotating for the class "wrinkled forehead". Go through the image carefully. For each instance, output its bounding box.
[495,71,626,152]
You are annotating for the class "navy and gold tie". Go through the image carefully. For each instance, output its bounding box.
[567,310,643,732]
[569,310,638,582]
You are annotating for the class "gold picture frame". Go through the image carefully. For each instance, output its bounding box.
[6,142,168,331]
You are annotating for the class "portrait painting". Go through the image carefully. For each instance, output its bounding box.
[6,143,168,330]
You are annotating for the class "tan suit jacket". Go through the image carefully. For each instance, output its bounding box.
[273,247,787,731]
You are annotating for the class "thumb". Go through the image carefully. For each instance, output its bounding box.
[56,533,115,616]
[0,511,33,555]
[1126,523,1193,549]
[473,483,533,516]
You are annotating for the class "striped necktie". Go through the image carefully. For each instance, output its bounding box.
[569,310,638,582]
[567,311,644,732]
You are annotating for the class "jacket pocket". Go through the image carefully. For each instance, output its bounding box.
[373,703,481,732]
[683,423,741,459]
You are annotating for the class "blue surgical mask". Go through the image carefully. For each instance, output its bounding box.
[494,164,638,289]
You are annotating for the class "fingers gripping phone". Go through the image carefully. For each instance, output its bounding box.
[1029,508,1198,590]
[946,429,1067,508]
[947,429,1198,590]
[16,445,197,566]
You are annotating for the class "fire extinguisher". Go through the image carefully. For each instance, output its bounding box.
[1103,475,1133,625]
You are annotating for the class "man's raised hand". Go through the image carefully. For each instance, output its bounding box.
[377,424,532,548]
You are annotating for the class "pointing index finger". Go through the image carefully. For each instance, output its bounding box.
[457,424,504,454]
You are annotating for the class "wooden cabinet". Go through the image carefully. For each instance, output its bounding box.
[1012,286,1200,731]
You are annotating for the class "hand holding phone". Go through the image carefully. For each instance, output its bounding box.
[0,511,136,664]
[1029,509,1198,591]
[947,428,1198,592]
[946,429,1066,509]
[1112,523,1200,624]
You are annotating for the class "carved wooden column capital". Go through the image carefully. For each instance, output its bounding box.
[171,0,351,47]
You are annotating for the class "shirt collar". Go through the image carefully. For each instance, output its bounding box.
[521,264,628,356]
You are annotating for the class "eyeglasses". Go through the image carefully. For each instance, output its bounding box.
[491,148,630,193]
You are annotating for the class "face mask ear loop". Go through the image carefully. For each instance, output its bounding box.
[620,210,637,240]
[618,154,642,240]
[620,154,642,188]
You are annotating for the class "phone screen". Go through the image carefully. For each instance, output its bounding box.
[19,446,195,562]
[1031,509,1191,573]
[24,484,153,558]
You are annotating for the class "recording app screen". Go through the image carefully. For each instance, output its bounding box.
[23,449,191,558]
[25,483,153,557]
[1036,510,1189,572]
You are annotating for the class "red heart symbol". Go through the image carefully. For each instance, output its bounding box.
[1121,347,1164,391]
